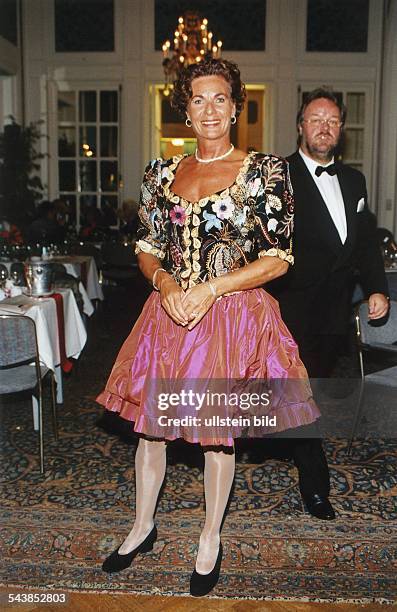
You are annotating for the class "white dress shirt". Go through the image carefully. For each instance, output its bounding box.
[299,149,347,244]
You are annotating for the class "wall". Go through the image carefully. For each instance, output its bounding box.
[2,0,396,234]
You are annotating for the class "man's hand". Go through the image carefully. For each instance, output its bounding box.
[368,293,389,319]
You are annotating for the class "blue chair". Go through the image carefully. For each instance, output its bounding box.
[0,314,58,473]
[347,300,397,453]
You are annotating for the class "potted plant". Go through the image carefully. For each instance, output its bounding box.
[0,116,47,227]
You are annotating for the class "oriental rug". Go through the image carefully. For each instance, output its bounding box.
[0,285,396,604]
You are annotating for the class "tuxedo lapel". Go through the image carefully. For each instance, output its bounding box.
[287,152,343,254]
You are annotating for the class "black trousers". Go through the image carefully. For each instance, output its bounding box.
[285,334,344,499]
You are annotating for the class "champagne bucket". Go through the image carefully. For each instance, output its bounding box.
[24,261,53,296]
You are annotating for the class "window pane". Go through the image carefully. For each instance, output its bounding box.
[346,93,365,124]
[0,0,18,45]
[59,161,76,191]
[100,126,118,157]
[306,0,369,52]
[79,126,97,157]
[58,92,76,122]
[155,0,266,52]
[58,128,76,157]
[55,0,114,52]
[79,161,97,191]
[79,92,96,122]
[344,129,364,160]
[101,161,118,191]
[101,195,118,225]
[100,91,118,122]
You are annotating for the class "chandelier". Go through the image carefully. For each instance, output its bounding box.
[162,12,222,96]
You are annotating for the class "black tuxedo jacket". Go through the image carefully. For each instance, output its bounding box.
[268,151,388,337]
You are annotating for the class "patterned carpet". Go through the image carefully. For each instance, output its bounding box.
[0,282,396,603]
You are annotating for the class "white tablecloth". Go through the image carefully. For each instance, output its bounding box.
[0,289,87,371]
[51,255,104,301]
[1,260,96,315]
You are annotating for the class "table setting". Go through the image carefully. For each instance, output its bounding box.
[0,257,95,316]
[0,258,89,407]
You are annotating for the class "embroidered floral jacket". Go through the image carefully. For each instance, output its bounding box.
[136,152,294,290]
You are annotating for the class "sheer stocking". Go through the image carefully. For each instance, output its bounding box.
[118,438,166,554]
[195,450,235,574]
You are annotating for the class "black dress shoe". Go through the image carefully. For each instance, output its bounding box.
[304,494,335,520]
[190,542,223,597]
[102,525,157,573]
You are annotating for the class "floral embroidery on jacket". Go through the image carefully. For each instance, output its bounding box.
[136,152,294,289]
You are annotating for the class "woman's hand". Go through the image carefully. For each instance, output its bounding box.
[181,283,217,330]
[158,274,189,326]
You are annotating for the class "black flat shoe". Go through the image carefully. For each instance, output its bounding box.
[102,525,157,573]
[189,542,223,597]
[304,494,335,520]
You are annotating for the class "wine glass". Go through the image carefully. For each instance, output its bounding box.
[0,266,8,286]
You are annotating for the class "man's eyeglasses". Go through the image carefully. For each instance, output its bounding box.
[302,118,343,129]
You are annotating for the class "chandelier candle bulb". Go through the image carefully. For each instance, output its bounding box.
[161,12,223,86]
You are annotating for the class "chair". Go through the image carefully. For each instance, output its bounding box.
[50,263,84,313]
[73,242,103,271]
[347,300,397,454]
[101,241,138,285]
[0,315,58,473]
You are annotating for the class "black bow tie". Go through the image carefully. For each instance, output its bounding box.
[315,164,338,177]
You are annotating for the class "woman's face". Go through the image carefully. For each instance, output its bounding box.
[187,75,236,141]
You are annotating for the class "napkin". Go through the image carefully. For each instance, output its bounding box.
[5,280,23,297]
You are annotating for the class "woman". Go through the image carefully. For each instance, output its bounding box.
[97,58,320,596]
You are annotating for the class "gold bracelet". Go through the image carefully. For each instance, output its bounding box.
[152,267,167,291]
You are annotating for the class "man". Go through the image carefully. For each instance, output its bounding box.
[269,87,389,520]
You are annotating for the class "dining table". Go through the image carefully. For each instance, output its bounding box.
[0,289,87,429]
[50,255,104,302]
[1,258,96,316]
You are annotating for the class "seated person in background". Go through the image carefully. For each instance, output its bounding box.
[52,198,70,231]
[118,199,139,240]
[26,201,66,244]
[79,206,104,240]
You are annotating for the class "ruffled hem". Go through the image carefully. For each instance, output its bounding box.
[96,389,320,447]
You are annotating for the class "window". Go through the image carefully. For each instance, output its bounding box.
[55,0,114,52]
[343,93,366,171]
[306,0,369,53]
[155,0,266,52]
[0,0,18,46]
[57,89,119,230]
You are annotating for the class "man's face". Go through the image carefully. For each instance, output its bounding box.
[299,98,342,162]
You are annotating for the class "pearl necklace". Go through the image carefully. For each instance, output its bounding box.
[195,144,234,163]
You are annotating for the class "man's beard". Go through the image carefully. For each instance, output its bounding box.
[306,140,336,162]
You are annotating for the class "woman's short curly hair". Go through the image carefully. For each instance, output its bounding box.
[171,58,246,117]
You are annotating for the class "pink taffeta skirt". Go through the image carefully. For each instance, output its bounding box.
[96,288,320,446]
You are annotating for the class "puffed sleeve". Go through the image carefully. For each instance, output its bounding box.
[135,159,169,260]
[252,155,294,265]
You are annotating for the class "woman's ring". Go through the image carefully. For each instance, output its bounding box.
[191,312,199,317]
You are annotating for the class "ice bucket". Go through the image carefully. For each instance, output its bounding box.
[24,260,53,296]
